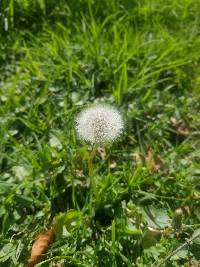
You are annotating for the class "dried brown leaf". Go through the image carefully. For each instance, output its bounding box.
[177,125,190,136]
[97,146,106,160]
[109,160,117,169]
[74,169,84,177]
[145,149,164,172]
[170,117,190,136]
[26,227,56,267]
[132,152,141,163]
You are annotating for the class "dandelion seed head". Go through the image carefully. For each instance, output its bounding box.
[75,104,124,144]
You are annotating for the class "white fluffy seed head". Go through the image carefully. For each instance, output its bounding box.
[75,104,124,145]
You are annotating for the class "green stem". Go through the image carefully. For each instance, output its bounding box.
[88,145,97,195]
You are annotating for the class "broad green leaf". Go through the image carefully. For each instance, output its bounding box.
[142,206,170,229]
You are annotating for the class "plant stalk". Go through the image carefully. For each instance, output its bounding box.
[88,145,98,196]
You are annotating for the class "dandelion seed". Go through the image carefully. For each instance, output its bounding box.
[75,104,123,145]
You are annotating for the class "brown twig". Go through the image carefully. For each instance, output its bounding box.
[155,231,200,267]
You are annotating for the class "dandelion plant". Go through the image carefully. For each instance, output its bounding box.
[75,104,124,196]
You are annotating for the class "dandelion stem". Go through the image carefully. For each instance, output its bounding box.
[88,145,97,196]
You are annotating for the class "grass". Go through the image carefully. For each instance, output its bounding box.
[1,0,200,266]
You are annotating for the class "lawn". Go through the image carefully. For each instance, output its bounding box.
[1,0,200,266]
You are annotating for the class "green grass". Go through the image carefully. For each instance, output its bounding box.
[1,0,200,266]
